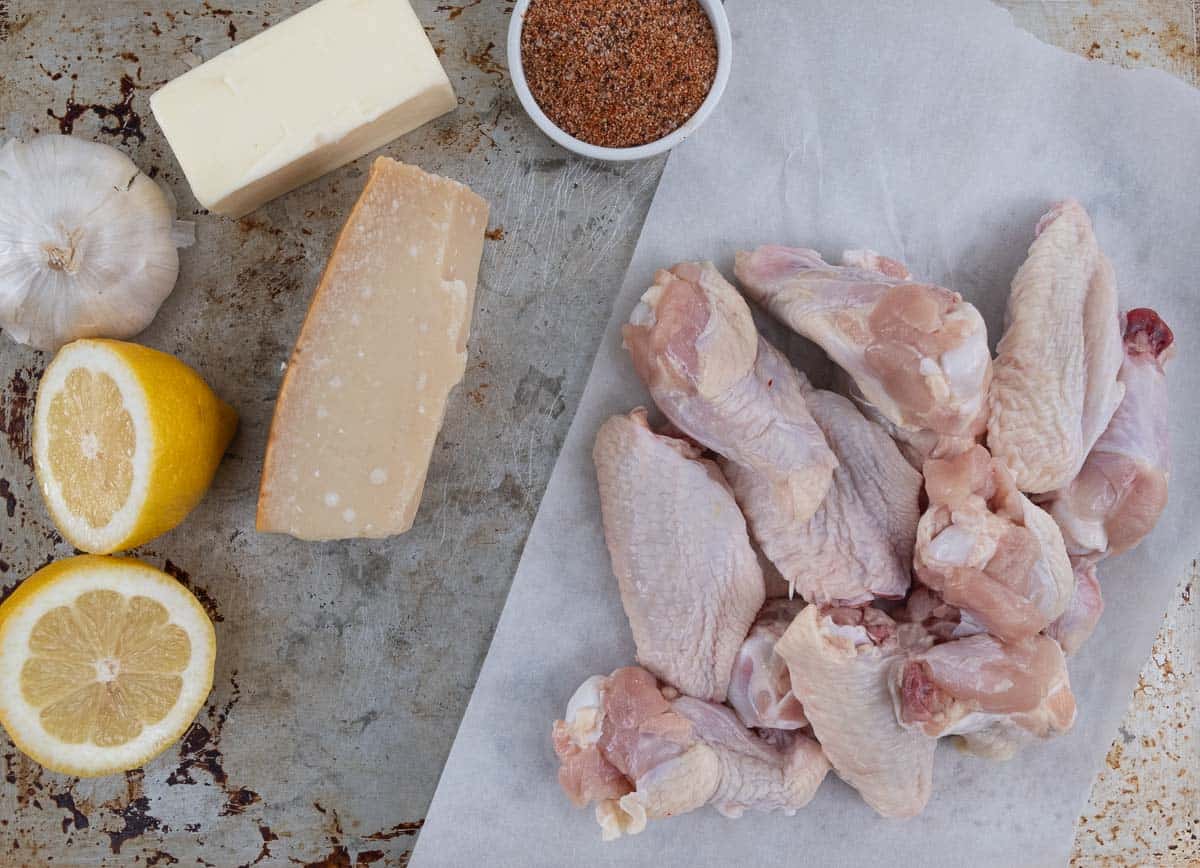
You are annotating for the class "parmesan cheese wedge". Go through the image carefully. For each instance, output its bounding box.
[257,158,488,540]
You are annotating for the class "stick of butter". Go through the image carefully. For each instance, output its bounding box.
[150,0,455,218]
[257,157,488,541]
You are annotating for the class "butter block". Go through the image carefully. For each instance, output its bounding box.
[257,158,488,540]
[150,0,455,218]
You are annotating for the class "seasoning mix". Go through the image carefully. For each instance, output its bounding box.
[520,0,719,149]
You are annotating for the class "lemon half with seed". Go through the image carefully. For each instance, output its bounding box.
[0,556,216,777]
[33,339,237,554]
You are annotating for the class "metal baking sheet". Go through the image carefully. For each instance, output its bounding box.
[0,1,1194,864]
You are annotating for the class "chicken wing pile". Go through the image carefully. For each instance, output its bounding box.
[552,200,1174,836]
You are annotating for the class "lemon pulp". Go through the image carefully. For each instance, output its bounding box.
[22,590,190,747]
[46,368,136,530]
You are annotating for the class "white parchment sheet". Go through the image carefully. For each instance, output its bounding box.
[413,1,1200,865]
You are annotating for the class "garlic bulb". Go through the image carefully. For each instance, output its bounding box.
[0,135,194,351]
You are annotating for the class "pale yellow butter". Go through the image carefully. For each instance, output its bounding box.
[257,158,488,541]
[150,0,455,218]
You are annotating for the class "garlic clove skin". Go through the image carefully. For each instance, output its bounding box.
[0,135,193,351]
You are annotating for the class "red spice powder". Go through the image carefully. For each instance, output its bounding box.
[520,0,719,149]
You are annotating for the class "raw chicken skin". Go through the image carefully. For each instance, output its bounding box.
[670,696,829,819]
[725,380,922,604]
[842,248,912,279]
[552,667,829,839]
[892,633,1076,759]
[849,389,984,470]
[624,262,837,524]
[1045,559,1105,656]
[727,599,808,731]
[775,605,937,818]
[1046,308,1173,558]
[734,246,992,442]
[552,667,714,840]
[915,446,1074,642]
[594,410,765,701]
[988,200,1126,493]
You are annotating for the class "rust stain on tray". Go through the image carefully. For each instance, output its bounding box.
[0,479,16,518]
[363,819,423,840]
[2,366,39,470]
[0,3,32,42]
[48,791,89,835]
[104,770,163,855]
[47,73,147,145]
[437,0,483,21]
[162,559,225,623]
[166,672,262,823]
[251,823,279,864]
[466,41,507,81]
[0,748,180,857]
[1156,19,1200,65]
[295,803,423,865]
[1069,0,1200,84]
[220,786,261,816]
[303,801,352,868]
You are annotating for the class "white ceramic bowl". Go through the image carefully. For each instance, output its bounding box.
[507,0,733,161]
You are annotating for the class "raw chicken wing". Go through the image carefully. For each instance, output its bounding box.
[552,667,829,839]
[725,381,922,604]
[552,667,714,839]
[988,200,1125,493]
[734,245,992,446]
[1046,308,1173,558]
[671,696,829,819]
[775,605,937,818]
[914,445,1074,642]
[1045,559,1104,656]
[892,633,1076,759]
[727,599,808,731]
[594,410,765,701]
[624,262,837,524]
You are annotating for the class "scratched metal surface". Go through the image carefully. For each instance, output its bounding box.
[0,1,1194,866]
[0,0,663,864]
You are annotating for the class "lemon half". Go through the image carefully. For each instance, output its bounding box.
[33,339,237,554]
[0,556,216,777]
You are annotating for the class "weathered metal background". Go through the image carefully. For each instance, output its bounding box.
[0,1,1194,865]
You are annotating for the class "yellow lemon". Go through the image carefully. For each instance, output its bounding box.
[33,339,237,554]
[0,555,217,777]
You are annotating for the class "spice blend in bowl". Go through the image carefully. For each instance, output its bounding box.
[519,0,719,150]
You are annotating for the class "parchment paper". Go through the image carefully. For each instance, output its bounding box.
[412,2,1200,865]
